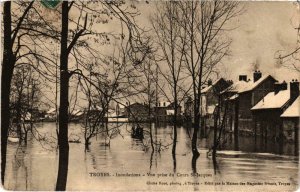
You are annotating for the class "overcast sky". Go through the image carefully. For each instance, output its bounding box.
[40,1,300,109]
[133,1,299,82]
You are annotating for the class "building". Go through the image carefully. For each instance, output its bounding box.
[200,78,232,128]
[70,109,84,121]
[154,101,182,123]
[251,82,289,140]
[115,102,130,117]
[183,78,231,124]
[45,108,57,121]
[125,102,149,122]
[222,70,277,132]
[251,80,299,142]
[281,96,299,144]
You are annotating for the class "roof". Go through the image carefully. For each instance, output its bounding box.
[251,90,290,110]
[71,109,84,116]
[281,97,300,118]
[241,75,273,93]
[46,108,56,114]
[228,94,239,100]
[118,104,125,109]
[224,81,250,93]
[201,78,228,94]
[222,75,275,94]
[201,85,212,93]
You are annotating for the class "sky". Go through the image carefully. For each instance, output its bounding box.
[222,1,299,82]
[34,1,300,109]
[133,1,299,83]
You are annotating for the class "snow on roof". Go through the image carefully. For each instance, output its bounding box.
[201,78,224,94]
[228,94,239,100]
[201,85,212,94]
[46,108,56,114]
[222,75,274,94]
[75,111,84,116]
[23,112,32,121]
[241,75,272,93]
[118,104,126,109]
[71,109,83,116]
[281,97,300,118]
[222,80,251,93]
[251,90,290,110]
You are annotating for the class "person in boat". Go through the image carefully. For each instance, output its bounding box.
[136,125,143,139]
[131,124,136,137]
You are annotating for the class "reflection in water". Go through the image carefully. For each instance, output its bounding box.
[212,155,220,175]
[172,152,176,173]
[191,155,197,173]
[4,122,299,191]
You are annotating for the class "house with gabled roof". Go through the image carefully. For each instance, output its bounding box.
[184,78,232,130]
[154,101,182,123]
[199,78,232,131]
[280,96,299,155]
[125,102,150,122]
[251,80,299,143]
[222,70,277,132]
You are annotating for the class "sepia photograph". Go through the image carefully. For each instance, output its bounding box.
[1,0,299,191]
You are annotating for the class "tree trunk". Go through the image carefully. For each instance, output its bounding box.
[212,108,218,158]
[55,2,69,191]
[149,107,154,152]
[1,1,13,185]
[191,106,200,157]
[172,107,177,171]
[172,95,178,157]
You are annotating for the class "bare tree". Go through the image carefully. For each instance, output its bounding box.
[175,1,240,157]
[10,65,41,144]
[275,1,300,72]
[55,1,151,189]
[1,1,34,184]
[151,1,189,165]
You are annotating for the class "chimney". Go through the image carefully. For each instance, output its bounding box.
[239,75,247,82]
[253,70,262,82]
[290,79,299,102]
[274,81,287,94]
[208,79,212,86]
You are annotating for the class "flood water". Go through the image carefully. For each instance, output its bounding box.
[4,122,299,191]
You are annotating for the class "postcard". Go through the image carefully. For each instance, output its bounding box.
[1,0,299,191]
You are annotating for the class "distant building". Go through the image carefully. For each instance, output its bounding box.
[184,96,193,121]
[222,70,277,132]
[125,102,149,122]
[200,78,232,128]
[183,78,231,128]
[115,102,130,117]
[70,109,84,121]
[45,108,57,120]
[154,101,182,123]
